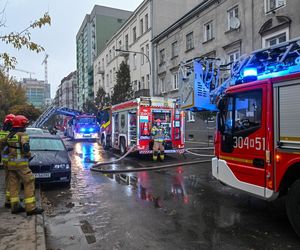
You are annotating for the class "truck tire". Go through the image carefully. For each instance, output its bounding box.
[286,179,300,237]
[120,137,126,155]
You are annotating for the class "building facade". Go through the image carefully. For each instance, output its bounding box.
[21,78,51,109]
[60,71,78,109]
[76,5,132,109]
[93,0,201,99]
[152,0,300,142]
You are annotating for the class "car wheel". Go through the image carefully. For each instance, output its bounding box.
[120,138,126,155]
[286,179,300,237]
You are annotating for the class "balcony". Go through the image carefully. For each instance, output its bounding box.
[134,89,150,98]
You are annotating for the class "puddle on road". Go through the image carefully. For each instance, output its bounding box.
[103,168,190,209]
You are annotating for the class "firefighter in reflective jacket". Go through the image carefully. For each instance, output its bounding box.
[7,115,44,215]
[0,114,15,207]
[151,119,166,161]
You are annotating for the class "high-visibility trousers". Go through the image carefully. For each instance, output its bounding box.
[4,164,10,204]
[153,141,165,161]
[8,165,36,212]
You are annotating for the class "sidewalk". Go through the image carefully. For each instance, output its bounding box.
[0,168,46,250]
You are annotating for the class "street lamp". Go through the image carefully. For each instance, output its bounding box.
[115,48,151,76]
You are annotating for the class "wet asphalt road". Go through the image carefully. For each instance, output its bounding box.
[42,139,300,250]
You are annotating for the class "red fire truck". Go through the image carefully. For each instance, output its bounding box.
[179,38,300,236]
[98,97,185,155]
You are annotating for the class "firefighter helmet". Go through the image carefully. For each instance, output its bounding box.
[3,114,15,125]
[12,115,29,128]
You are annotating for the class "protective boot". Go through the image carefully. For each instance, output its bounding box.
[153,151,158,161]
[26,207,44,216]
[160,151,165,161]
[11,204,26,214]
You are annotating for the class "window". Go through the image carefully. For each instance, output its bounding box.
[172,72,179,90]
[262,28,288,48]
[265,0,286,12]
[227,50,240,63]
[112,46,115,57]
[145,44,149,59]
[113,67,116,81]
[133,53,137,69]
[145,14,149,30]
[204,21,213,41]
[125,35,129,50]
[106,54,108,65]
[109,50,112,61]
[187,111,195,122]
[171,41,178,58]
[227,6,238,30]
[146,74,150,89]
[141,47,145,65]
[159,49,165,64]
[141,76,145,89]
[160,77,166,93]
[186,32,194,51]
[118,40,122,49]
[222,90,262,134]
[140,19,144,35]
[133,27,137,42]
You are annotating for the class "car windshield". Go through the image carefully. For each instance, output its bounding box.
[30,138,65,151]
[77,118,96,124]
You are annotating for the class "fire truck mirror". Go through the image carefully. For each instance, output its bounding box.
[217,112,225,133]
[217,98,226,111]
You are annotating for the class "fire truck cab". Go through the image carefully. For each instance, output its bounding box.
[66,114,100,140]
[179,38,300,236]
[99,97,185,155]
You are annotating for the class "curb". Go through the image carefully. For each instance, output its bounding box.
[36,188,46,250]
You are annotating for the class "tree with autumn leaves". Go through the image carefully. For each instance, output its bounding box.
[0,71,41,124]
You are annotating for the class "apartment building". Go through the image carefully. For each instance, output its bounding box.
[152,0,300,142]
[93,0,201,98]
[76,5,132,109]
[60,71,78,109]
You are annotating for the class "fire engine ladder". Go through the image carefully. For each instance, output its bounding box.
[178,37,300,111]
[31,106,81,128]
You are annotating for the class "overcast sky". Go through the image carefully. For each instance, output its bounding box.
[0,0,143,97]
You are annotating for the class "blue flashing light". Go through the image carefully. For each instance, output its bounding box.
[89,128,94,132]
[257,69,290,80]
[80,128,86,133]
[243,67,258,78]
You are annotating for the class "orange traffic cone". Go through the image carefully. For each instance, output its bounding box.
[142,122,150,135]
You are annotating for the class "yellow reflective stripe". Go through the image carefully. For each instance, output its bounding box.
[280,136,300,142]
[7,162,29,167]
[10,197,20,203]
[220,155,253,164]
[102,120,111,129]
[24,197,36,204]
[6,191,10,195]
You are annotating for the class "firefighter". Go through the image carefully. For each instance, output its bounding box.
[151,119,166,161]
[0,114,15,207]
[7,115,44,215]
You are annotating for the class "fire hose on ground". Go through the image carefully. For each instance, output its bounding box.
[90,146,215,174]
